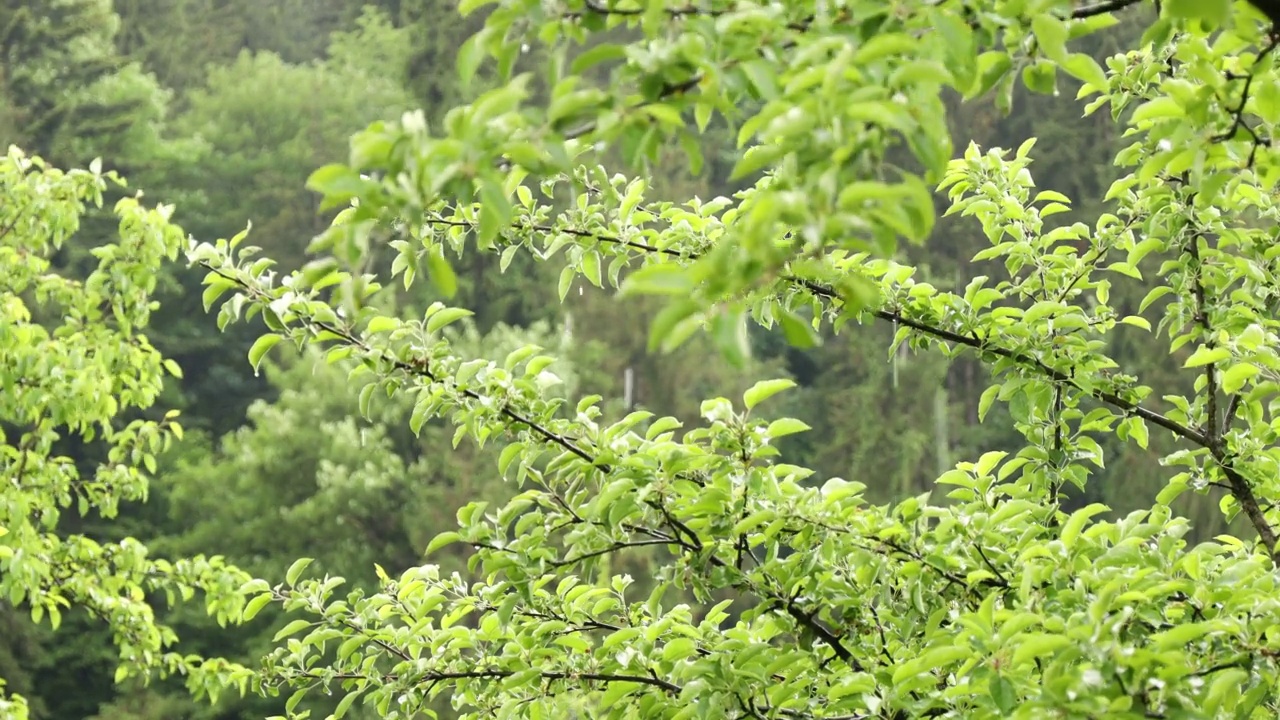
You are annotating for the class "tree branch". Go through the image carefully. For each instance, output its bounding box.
[298,668,683,694]
[1071,0,1146,18]
[198,259,865,670]
[420,211,1280,559]
[1185,235,1218,447]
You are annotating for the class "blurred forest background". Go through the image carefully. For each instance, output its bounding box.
[0,1,1240,718]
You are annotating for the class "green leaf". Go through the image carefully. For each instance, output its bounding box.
[990,675,1016,713]
[1183,345,1231,367]
[273,619,312,642]
[918,645,971,673]
[242,593,273,622]
[1062,53,1108,93]
[201,281,234,312]
[968,52,1013,99]
[778,309,820,348]
[285,558,314,586]
[248,334,282,374]
[427,307,473,334]
[1157,475,1189,506]
[457,0,492,14]
[740,60,779,101]
[305,163,366,202]
[661,638,697,662]
[1150,622,1220,651]
[1119,315,1151,331]
[571,43,627,75]
[1127,417,1149,450]
[766,418,811,438]
[1034,190,1071,204]
[743,379,796,410]
[646,416,682,440]
[1021,61,1057,96]
[285,688,307,715]
[333,690,361,719]
[977,385,1000,422]
[1030,15,1069,63]
[427,246,459,298]
[855,33,919,64]
[1061,503,1109,550]
[829,673,877,700]
[648,299,701,352]
[730,144,787,181]
[711,309,750,368]
[1163,0,1229,25]
[358,383,376,419]
[457,32,486,89]
[1221,363,1260,394]
[427,531,463,555]
[338,635,364,662]
[366,315,398,334]
[498,443,523,477]
[580,250,603,287]
[1130,96,1183,124]
[1010,633,1072,665]
[162,358,184,378]
[621,263,692,296]
[558,265,577,302]
[641,104,684,128]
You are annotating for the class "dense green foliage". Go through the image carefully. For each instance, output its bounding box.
[0,148,252,718]
[9,0,1280,718]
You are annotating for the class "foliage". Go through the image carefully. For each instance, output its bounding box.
[111,0,365,93]
[0,147,254,718]
[158,318,590,585]
[396,0,491,118]
[172,47,412,273]
[0,0,185,171]
[128,10,419,441]
[181,1,1280,719]
[110,320,600,719]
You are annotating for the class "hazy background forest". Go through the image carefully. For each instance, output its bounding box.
[0,1,1241,718]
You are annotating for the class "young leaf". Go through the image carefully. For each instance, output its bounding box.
[248,334,282,373]
[743,379,797,410]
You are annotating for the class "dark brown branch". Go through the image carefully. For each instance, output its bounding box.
[423,211,1280,560]
[573,0,719,21]
[974,544,1010,587]
[862,299,1201,444]
[205,265,601,466]
[432,213,1204,452]
[1182,233,1279,557]
[0,206,30,243]
[1221,463,1279,555]
[1211,32,1280,167]
[548,538,675,567]
[299,668,682,694]
[431,213,1212,461]
[1185,235,1218,446]
[1221,393,1241,437]
[1050,386,1065,515]
[569,0,811,32]
[198,260,866,670]
[1071,0,1145,18]
[777,598,862,671]
[574,0,1142,27]
[426,214,685,259]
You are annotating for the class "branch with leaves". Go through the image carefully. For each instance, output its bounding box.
[180,0,1280,717]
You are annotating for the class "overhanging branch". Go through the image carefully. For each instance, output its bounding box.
[414,212,1280,559]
